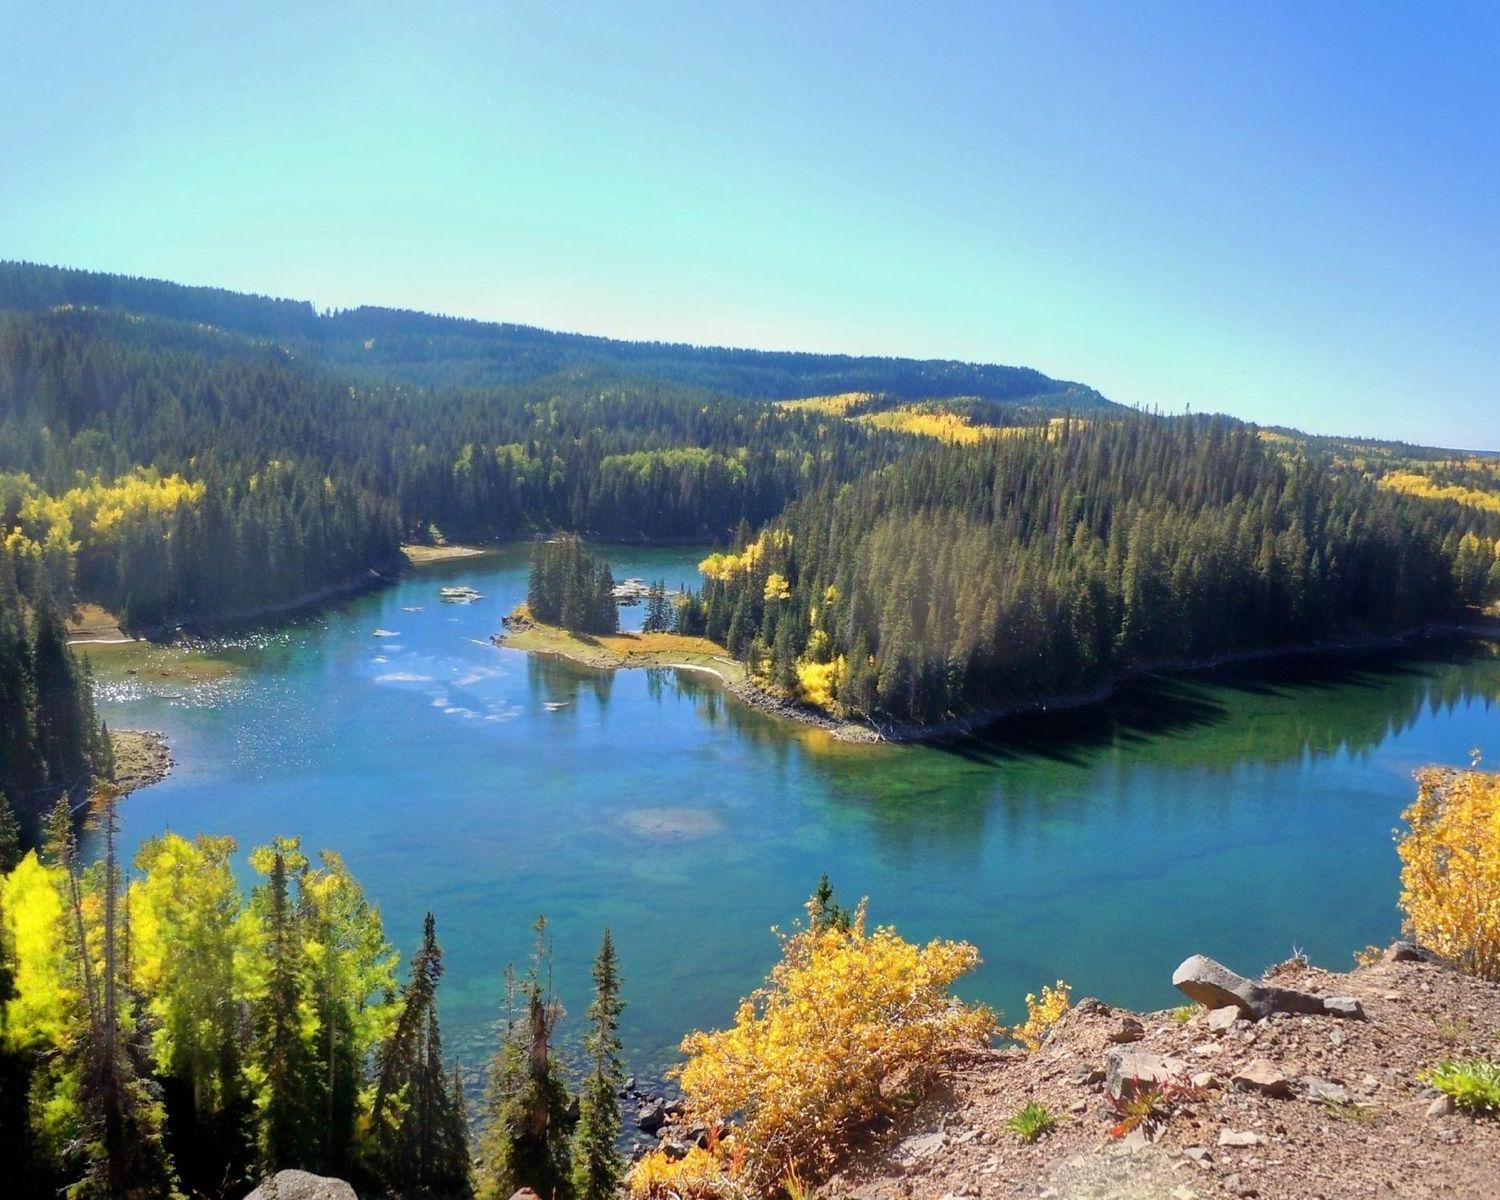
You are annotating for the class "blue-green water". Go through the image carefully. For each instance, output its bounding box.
[89,545,1500,1077]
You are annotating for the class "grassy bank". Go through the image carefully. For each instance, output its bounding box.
[402,542,490,565]
[499,609,749,684]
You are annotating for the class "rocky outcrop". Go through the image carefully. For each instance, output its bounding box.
[245,1170,356,1200]
[821,941,1500,1200]
[1172,953,1365,1019]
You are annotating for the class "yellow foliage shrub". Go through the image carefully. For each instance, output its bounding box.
[628,1144,747,1200]
[633,899,995,1190]
[699,530,792,582]
[1397,766,1500,979]
[1011,980,1072,1052]
[795,656,843,710]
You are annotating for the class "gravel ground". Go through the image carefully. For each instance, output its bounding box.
[823,949,1500,1200]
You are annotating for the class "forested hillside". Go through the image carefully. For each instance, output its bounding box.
[0,259,1496,774]
[0,260,1115,405]
[680,416,1500,724]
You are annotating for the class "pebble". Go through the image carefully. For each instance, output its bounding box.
[1219,1130,1266,1148]
[1427,1094,1456,1117]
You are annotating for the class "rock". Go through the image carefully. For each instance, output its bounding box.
[1329,1027,1348,1048]
[1218,1129,1265,1148]
[1190,1071,1219,1090]
[1183,1145,1213,1163]
[510,1193,541,1200]
[1208,1005,1242,1032]
[1321,996,1366,1020]
[623,1075,636,1091]
[1428,1094,1456,1117]
[1109,1016,1146,1043]
[1232,1059,1293,1097]
[246,1171,357,1200]
[1304,1077,1351,1105]
[1074,997,1113,1017]
[637,1101,668,1133]
[896,1130,948,1162]
[1071,1063,1106,1086]
[1172,954,1327,1019]
[1385,940,1439,964]
[1224,1173,1259,1198]
[1104,1049,1188,1100]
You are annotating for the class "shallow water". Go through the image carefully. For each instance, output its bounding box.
[87,544,1500,1076]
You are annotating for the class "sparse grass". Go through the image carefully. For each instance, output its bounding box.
[1007,1101,1057,1144]
[1106,1077,1203,1139]
[1424,1059,1500,1115]
[1321,1100,1381,1126]
[1353,944,1383,967]
[1167,1005,1199,1024]
[1432,1015,1474,1046]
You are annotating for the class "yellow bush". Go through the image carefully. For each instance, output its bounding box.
[795,656,843,710]
[1011,980,1072,1052]
[1397,766,1500,979]
[699,530,792,582]
[628,1144,747,1200]
[640,898,995,1189]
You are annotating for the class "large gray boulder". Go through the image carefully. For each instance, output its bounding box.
[246,1170,357,1200]
[1171,954,1342,1019]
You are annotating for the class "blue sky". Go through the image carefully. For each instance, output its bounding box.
[3,2,1497,447]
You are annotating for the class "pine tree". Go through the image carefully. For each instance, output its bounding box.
[0,789,20,874]
[810,874,851,932]
[248,839,318,1171]
[571,929,624,1200]
[477,917,573,1200]
[369,912,471,1195]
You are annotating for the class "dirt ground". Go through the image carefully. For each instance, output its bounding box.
[823,950,1500,1200]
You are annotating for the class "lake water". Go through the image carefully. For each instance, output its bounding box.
[87,544,1500,1080]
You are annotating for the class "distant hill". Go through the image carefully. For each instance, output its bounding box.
[0,259,1118,408]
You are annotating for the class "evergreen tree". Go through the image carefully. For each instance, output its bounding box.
[0,789,20,874]
[369,912,471,1196]
[248,839,318,1171]
[571,929,625,1200]
[477,918,573,1200]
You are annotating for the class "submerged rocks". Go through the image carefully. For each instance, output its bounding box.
[638,1100,668,1133]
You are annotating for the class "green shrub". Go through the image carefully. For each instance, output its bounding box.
[1006,1101,1057,1143]
[1424,1059,1500,1115]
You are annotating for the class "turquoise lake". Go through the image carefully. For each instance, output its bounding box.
[86,544,1500,1080]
